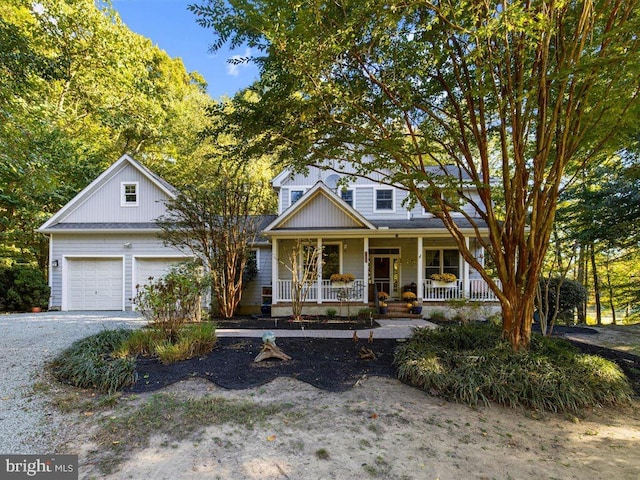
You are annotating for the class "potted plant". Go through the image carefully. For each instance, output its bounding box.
[411,300,423,315]
[379,301,388,314]
[430,273,457,287]
[378,291,389,314]
[330,273,356,288]
[402,291,417,309]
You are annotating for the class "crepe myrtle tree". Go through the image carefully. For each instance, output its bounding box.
[192,0,640,350]
[157,177,259,318]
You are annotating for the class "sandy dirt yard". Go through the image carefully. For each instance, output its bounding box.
[52,376,639,480]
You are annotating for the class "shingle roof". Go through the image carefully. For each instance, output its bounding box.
[45,223,161,230]
[373,217,488,230]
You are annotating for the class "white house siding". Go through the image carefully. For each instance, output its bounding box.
[50,233,187,311]
[61,164,170,223]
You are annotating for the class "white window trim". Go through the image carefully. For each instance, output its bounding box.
[289,188,306,206]
[121,182,139,207]
[374,187,395,212]
[424,248,462,277]
[250,248,260,271]
[340,187,356,208]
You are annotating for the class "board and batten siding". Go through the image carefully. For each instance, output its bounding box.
[61,164,170,224]
[50,233,187,310]
[280,194,363,229]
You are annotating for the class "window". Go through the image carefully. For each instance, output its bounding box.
[121,182,138,206]
[322,244,341,280]
[425,249,460,280]
[375,189,394,211]
[341,189,354,207]
[290,190,304,205]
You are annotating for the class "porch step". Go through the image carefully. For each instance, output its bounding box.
[379,312,424,319]
[380,301,422,319]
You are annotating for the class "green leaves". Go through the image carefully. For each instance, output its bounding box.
[1,0,213,266]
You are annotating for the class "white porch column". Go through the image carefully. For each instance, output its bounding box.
[317,238,323,304]
[271,238,278,304]
[417,237,423,300]
[463,236,470,298]
[363,237,369,304]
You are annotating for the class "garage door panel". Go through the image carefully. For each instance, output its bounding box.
[67,258,123,311]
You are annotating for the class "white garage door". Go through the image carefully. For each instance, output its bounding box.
[67,258,123,311]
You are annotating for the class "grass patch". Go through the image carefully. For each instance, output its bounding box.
[94,393,285,474]
[49,329,137,394]
[394,323,632,412]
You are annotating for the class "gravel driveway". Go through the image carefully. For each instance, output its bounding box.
[0,311,147,454]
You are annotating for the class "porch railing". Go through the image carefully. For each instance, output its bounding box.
[276,279,366,303]
[423,279,500,302]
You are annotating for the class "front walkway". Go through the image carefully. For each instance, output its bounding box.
[216,318,436,339]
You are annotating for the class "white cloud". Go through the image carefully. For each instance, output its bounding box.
[227,48,252,77]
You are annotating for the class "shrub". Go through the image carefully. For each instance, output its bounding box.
[50,329,137,393]
[134,262,208,341]
[357,308,377,318]
[538,277,587,325]
[0,265,50,311]
[429,310,447,322]
[326,308,337,318]
[394,323,632,412]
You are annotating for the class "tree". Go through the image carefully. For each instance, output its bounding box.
[192,0,640,350]
[1,0,213,268]
[281,239,322,321]
[558,156,640,323]
[157,169,262,318]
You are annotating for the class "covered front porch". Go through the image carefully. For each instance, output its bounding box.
[268,236,500,316]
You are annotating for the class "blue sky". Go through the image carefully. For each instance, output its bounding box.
[110,0,258,99]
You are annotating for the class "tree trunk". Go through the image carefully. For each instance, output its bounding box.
[500,287,535,351]
[605,255,617,325]
[576,244,587,324]
[590,244,602,326]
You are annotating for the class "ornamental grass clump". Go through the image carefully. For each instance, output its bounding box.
[155,322,217,364]
[50,329,137,394]
[394,323,632,412]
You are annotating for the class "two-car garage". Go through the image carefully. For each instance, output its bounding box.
[64,257,184,311]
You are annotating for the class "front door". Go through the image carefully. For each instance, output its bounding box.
[373,257,390,296]
[372,256,400,298]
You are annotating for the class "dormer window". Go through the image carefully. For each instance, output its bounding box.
[121,182,138,206]
[290,189,304,205]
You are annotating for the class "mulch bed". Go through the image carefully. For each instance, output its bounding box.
[215,316,380,330]
[128,337,400,393]
[125,325,640,396]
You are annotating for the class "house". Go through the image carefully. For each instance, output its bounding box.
[39,155,500,316]
[38,155,190,311]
